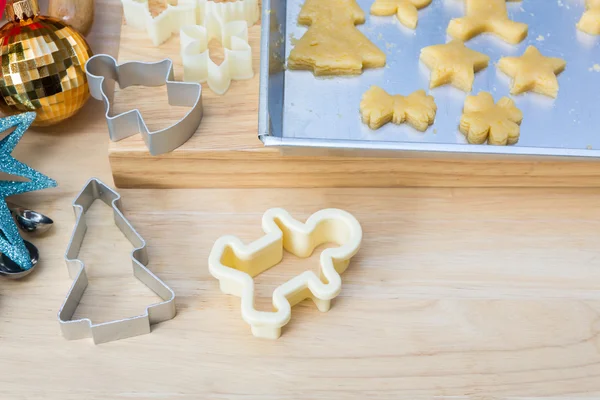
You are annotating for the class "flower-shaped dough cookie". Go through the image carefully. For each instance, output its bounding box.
[209,208,362,339]
[578,0,600,35]
[498,46,566,98]
[447,0,528,44]
[370,0,432,29]
[460,92,523,145]
[420,40,490,92]
[360,86,437,131]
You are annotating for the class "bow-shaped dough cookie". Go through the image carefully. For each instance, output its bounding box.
[360,86,437,131]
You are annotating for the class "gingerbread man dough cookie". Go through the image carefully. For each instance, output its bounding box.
[498,46,566,98]
[420,40,490,92]
[578,0,600,35]
[447,0,528,44]
[370,0,432,29]
[288,0,386,75]
[460,92,523,145]
[360,86,437,131]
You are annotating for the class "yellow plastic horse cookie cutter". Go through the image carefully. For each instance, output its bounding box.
[208,208,363,339]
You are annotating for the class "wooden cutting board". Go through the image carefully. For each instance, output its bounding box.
[109,7,600,188]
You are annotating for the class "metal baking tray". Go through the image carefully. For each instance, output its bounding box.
[258,0,600,159]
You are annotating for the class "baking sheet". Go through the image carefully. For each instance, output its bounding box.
[259,0,600,158]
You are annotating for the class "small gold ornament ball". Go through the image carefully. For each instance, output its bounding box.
[0,0,93,127]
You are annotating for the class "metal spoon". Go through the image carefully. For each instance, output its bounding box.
[6,202,54,235]
[0,240,40,279]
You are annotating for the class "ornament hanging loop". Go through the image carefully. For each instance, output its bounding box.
[5,0,40,22]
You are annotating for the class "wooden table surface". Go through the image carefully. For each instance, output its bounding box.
[2,1,600,398]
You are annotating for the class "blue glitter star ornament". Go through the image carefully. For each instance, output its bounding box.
[0,112,57,270]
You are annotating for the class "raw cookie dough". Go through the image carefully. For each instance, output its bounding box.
[447,0,528,44]
[420,40,490,92]
[360,86,437,130]
[460,92,523,145]
[370,0,432,29]
[498,46,566,98]
[578,0,600,35]
[288,0,386,75]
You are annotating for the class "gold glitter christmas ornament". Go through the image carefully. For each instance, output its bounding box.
[0,0,93,126]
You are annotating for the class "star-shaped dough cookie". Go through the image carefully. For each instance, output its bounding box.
[577,0,600,35]
[360,86,437,131]
[497,46,566,98]
[370,0,432,29]
[447,0,528,44]
[420,40,490,92]
[460,92,523,145]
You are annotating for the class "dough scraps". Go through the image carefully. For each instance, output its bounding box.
[578,0,600,35]
[360,86,437,130]
[420,40,490,92]
[460,92,523,145]
[370,0,432,29]
[287,0,386,75]
[498,45,566,98]
[447,0,528,44]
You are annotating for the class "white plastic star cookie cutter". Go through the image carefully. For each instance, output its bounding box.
[180,1,256,94]
[208,208,363,339]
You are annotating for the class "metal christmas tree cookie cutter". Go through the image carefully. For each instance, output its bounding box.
[85,54,203,156]
[209,208,362,339]
[58,178,176,345]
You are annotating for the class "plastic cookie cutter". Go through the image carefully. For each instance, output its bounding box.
[121,0,260,47]
[180,18,253,94]
[122,0,197,46]
[208,208,363,339]
[58,178,176,345]
[85,54,203,156]
[180,0,257,94]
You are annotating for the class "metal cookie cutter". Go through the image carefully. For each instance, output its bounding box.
[58,178,176,345]
[209,208,362,339]
[85,54,203,156]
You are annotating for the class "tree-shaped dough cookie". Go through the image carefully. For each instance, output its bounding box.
[288,0,386,75]
[578,0,600,35]
[371,0,432,29]
[447,0,528,44]
[460,92,523,145]
[360,86,437,131]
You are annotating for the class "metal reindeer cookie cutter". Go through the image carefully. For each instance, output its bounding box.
[58,178,176,345]
[85,54,203,155]
[209,208,362,339]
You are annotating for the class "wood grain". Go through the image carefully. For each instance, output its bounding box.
[2,1,600,399]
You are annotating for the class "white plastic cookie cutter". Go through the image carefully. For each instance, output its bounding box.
[180,17,253,94]
[122,0,197,46]
[209,208,363,339]
[121,0,259,46]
